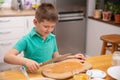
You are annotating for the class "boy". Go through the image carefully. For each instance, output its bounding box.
[4,3,85,72]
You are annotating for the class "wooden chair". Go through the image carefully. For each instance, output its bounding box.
[100,34,120,55]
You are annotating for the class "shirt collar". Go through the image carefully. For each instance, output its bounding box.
[30,27,55,40]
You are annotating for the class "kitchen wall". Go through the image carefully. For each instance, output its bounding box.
[86,19,120,56]
[86,0,120,56]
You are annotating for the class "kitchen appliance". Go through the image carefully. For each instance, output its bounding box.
[41,0,87,54]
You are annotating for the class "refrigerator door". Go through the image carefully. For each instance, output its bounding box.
[54,11,86,54]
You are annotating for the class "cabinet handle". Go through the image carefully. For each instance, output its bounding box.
[26,19,29,28]
[0,20,10,23]
[0,31,11,34]
[0,42,12,46]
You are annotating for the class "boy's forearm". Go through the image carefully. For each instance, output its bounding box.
[4,53,26,66]
[4,48,27,66]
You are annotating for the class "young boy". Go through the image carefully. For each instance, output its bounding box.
[4,3,85,72]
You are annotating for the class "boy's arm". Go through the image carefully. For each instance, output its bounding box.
[53,52,85,61]
[4,48,26,65]
[4,48,39,72]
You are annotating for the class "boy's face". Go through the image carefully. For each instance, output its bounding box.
[34,18,56,38]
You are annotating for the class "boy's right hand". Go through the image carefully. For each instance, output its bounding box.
[24,59,39,73]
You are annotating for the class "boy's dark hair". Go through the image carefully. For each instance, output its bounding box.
[35,3,58,23]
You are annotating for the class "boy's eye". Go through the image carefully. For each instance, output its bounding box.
[44,25,54,28]
[43,25,48,28]
[44,26,48,28]
[51,26,54,28]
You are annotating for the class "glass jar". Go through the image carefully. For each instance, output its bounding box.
[112,51,120,66]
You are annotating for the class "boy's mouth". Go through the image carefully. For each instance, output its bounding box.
[45,32,49,34]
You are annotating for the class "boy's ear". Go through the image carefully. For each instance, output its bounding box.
[33,18,38,24]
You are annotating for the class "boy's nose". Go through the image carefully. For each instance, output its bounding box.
[48,28,53,32]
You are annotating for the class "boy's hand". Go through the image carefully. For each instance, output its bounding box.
[25,59,39,73]
[66,53,86,63]
[74,53,86,60]
[74,53,86,63]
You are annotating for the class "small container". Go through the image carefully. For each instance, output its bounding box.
[102,11,112,21]
[112,51,120,66]
[93,9,102,19]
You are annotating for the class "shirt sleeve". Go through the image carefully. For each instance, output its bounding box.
[53,37,58,53]
[13,36,27,53]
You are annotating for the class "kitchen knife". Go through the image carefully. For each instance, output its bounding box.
[39,53,72,66]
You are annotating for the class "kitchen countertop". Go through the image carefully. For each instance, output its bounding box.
[0,8,35,17]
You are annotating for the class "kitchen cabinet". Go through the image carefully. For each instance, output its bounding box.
[0,16,34,71]
[0,17,26,71]
[86,19,120,56]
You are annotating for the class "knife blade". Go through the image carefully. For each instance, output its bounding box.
[39,53,72,66]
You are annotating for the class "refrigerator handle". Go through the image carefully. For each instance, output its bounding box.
[59,16,84,22]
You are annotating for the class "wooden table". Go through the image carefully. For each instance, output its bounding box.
[0,54,115,80]
[86,54,115,80]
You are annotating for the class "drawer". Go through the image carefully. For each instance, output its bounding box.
[0,39,18,63]
[0,17,25,29]
[0,27,25,40]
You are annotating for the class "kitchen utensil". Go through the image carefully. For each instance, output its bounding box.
[107,66,120,80]
[42,59,92,79]
[39,53,72,66]
[20,66,30,80]
[86,69,106,79]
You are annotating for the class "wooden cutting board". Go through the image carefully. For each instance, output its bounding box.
[41,59,92,80]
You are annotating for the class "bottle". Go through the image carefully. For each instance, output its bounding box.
[32,0,40,10]
[112,51,120,66]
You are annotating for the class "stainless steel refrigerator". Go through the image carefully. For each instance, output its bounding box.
[41,0,87,54]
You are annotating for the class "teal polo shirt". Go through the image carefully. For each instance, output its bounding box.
[14,27,58,63]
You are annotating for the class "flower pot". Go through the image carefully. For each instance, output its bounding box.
[114,14,120,23]
[93,9,102,19]
[102,11,112,21]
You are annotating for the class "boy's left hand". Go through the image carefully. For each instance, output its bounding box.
[74,53,85,60]
[74,53,86,63]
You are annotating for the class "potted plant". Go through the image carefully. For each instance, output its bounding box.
[102,1,112,21]
[111,4,120,23]
[105,1,120,23]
